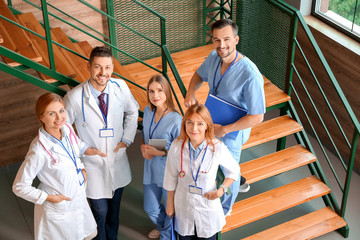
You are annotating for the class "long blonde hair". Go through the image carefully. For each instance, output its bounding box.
[178,104,215,149]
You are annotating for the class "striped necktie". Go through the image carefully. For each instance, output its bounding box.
[98,93,108,117]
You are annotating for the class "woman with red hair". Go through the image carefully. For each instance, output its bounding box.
[13,93,104,240]
[163,104,240,239]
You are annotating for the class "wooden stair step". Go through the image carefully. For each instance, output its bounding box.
[222,175,331,233]
[243,207,346,240]
[0,32,3,43]
[16,13,76,82]
[50,27,89,82]
[0,21,16,49]
[0,0,42,66]
[242,145,316,184]
[124,44,290,111]
[75,41,148,111]
[242,115,303,150]
[263,76,290,108]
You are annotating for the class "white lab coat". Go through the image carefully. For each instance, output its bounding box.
[64,79,139,199]
[12,125,97,240]
[163,139,240,238]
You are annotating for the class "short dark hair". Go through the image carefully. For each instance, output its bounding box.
[89,46,113,64]
[211,19,238,36]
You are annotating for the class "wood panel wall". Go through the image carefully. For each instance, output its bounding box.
[293,24,360,172]
[0,68,47,167]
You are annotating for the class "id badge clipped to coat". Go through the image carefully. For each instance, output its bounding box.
[77,168,85,186]
[189,185,202,195]
[99,128,114,138]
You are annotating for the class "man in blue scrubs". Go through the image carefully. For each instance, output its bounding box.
[184,19,265,215]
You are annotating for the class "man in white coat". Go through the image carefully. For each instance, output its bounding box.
[64,46,139,240]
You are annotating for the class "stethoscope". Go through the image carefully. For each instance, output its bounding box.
[81,80,121,128]
[39,123,79,166]
[179,140,208,180]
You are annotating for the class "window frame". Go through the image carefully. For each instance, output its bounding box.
[311,0,360,42]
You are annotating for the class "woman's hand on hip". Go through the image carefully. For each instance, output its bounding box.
[84,147,106,157]
[114,142,127,152]
[203,188,224,200]
[46,194,72,203]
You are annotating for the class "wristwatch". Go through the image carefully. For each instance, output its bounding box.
[220,184,228,193]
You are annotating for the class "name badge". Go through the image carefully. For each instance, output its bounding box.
[189,185,202,195]
[77,169,85,186]
[99,128,114,138]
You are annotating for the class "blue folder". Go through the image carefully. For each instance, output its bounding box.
[205,94,247,140]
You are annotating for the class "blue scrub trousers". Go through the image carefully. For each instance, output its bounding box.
[88,187,124,240]
[144,183,173,240]
[221,147,242,215]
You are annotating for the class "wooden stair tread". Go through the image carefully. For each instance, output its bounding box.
[243,207,346,240]
[263,76,290,108]
[50,27,88,82]
[222,175,331,233]
[242,115,303,150]
[75,41,148,111]
[16,13,76,82]
[241,145,316,184]
[0,0,42,66]
[124,44,290,111]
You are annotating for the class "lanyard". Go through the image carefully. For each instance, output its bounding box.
[212,51,239,95]
[149,107,167,139]
[188,141,208,186]
[50,135,78,171]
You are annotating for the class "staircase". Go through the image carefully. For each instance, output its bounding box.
[0,1,350,239]
[123,44,347,239]
[0,1,147,111]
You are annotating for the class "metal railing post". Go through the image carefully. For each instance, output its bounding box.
[40,0,56,71]
[160,19,167,76]
[341,130,359,217]
[106,0,118,58]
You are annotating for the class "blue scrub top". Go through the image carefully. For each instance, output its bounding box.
[142,105,182,187]
[197,50,266,160]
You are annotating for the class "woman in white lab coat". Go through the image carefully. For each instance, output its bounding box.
[13,93,104,240]
[163,104,240,240]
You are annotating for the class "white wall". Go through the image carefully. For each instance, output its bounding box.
[283,0,312,16]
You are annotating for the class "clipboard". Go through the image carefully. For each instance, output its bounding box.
[149,139,167,150]
[205,94,247,140]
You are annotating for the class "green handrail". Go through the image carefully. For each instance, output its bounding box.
[0,61,66,96]
[291,52,347,168]
[0,15,89,62]
[3,0,185,114]
[290,79,344,190]
[46,2,110,40]
[0,45,78,88]
[274,0,360,229]
[131,0,166,21]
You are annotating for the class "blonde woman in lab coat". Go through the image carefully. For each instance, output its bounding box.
[13,93,105,240]
[164,104,240,239]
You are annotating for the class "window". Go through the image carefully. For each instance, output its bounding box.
[312,0,360,41]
